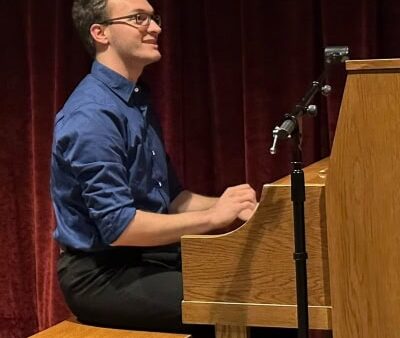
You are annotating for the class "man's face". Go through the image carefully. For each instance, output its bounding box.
[104,0,162,67]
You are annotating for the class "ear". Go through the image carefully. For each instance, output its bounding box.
[90,23,109,47]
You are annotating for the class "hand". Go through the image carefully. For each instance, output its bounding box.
[208,184,257,230]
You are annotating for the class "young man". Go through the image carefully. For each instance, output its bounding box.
[51,0,257,333]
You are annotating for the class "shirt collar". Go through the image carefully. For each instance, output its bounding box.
[90,61,136,103]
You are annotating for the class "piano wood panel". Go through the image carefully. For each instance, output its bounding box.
[181,159,331,329]
[327,61,400,338]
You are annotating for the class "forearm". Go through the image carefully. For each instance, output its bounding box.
[169,190,218,213]
[111,209,214,247]
[112,184,257,247]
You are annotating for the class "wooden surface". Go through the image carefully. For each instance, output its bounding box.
[182,301,331,330]
[181,158,331,329]
[326,59,400,338]
[346,58,400,71]
[29,319,192,338]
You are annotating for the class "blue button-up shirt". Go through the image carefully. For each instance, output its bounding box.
[51,61,182,251]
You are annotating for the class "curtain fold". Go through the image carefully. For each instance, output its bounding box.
[1,1,399,337]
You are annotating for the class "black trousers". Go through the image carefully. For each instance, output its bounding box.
[58,246,298,338]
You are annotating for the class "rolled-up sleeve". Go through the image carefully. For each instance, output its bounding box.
[56,105,136,245]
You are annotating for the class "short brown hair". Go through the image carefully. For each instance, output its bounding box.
[72,0,109,57]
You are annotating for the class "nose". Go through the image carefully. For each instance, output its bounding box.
[148,19,162,34]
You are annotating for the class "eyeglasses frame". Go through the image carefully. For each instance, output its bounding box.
[98,13,162,28]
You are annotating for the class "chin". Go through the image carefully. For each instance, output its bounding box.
[143,53,162,66]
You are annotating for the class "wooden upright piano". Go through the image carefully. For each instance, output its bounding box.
[181,59,400,338]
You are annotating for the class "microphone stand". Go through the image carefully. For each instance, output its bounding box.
[269,45,349,338]
[270,73,329,338]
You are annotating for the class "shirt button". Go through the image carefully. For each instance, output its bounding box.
[152,150,156,156]
[134,87,140,93]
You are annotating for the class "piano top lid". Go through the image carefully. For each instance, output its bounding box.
[267,157,329,187]
[346,58,400,71]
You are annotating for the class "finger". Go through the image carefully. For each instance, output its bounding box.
[234,200,258,219]
[229,191,257,203]
[225,184,251,194]
[237,209,254,221]
[238,201,257,211]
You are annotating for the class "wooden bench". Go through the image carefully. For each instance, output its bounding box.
[29,318,192,338]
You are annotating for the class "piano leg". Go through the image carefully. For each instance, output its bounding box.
[215,324,250,338]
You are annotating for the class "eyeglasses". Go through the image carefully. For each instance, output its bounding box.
[99,13,162,28]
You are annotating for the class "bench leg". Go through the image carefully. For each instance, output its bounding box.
[215,325,250,338]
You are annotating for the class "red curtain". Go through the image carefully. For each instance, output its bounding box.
[1,1,399,337]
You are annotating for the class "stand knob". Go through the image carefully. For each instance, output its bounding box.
[321,85,332,96]
[306,105,318,117]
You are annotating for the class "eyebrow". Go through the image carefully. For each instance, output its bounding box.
[128,8,154,15]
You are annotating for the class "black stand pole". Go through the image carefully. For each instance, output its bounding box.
[290,132,309,338]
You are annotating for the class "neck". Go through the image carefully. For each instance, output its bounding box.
[96,52,144,82]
